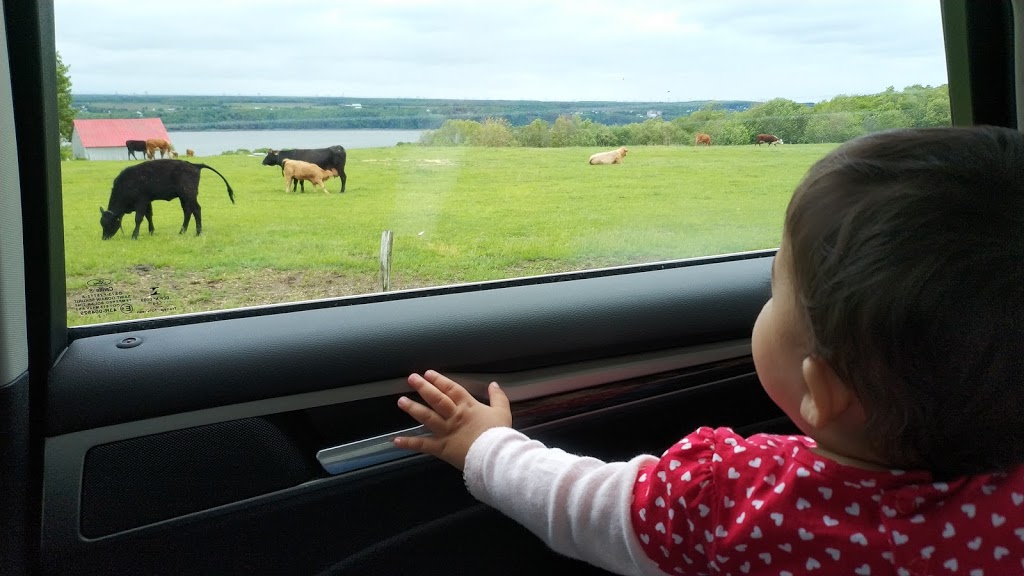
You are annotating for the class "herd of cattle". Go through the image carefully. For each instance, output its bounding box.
[586,133,783,167]
[100,144,349,239]
[99,132,784,239]
[692,133,784,147]
[125,138,196,160]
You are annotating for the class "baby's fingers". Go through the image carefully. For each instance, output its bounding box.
[397,396,447,433]
[407,373,458,419]
[394,433,441,457]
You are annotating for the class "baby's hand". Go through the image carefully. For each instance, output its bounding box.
[394,370,512,470]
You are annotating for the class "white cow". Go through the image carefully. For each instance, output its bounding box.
[588,146,629,165]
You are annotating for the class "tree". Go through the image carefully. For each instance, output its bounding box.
[56,51,76,142]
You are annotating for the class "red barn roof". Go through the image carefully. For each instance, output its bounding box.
[73,118,171,148]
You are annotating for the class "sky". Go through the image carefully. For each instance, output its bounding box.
[54,0,949,104]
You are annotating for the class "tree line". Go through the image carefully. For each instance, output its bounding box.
[418,84,950,148]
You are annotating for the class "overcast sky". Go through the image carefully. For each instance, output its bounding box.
[54,0,948,103]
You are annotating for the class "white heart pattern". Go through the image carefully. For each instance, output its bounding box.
[669,459,681,471]
[640,533,650,545]
[657,471,667,482]
[796,467,810,477]
[818,487,833,500]
[750,526,763,539]
[806,557,821,570]
[796,498,811,510]
[770,513,784,526]
[748,457,762,468]
[823,515,839,527]
[845,503,860,516]
[813,460,825,472]
[992,513,1006,527]
[825,547,840,561]
[655,497,665,508]
[655,522,666,534]
[1012,492,1023,506]
[758,552,771,565]
[728,467,740,479]
[638,508,646,522]
[672,533,683,545]
[943,522,956,538]
[967,537,982,550]
[735,512,745,524]
[739,561,750,574]
[752,499,764,510]
[994,546,1009,560]
[698,504,710,518]
[778,543,792,552]
[850,532,868,545]
[855,564,871,575]
[799,528,814,541]
[922,545,936,558]
[944,558,958,571]
[773,481,787,494]
[962,503,976,518]
[892,531,909,545]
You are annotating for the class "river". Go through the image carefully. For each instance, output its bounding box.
[165,129,426,157]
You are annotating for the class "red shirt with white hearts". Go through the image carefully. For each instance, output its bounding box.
[631,427,1024,576]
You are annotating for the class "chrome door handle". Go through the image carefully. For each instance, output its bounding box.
[316,425,430,475]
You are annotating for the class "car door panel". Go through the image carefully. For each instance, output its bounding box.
[40,255,788,574]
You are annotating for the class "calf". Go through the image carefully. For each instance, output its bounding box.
[126,140,148,160]
[694,133,712,146]
[282,159,338,195]
[754,134,783,146]
[186,149,195,157]
[588,146,629,165]
[99,159,235,240]
[262,145,347,193]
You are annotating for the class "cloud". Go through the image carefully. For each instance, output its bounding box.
[54,0,948,102]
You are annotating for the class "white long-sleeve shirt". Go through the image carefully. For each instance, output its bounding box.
[463,426,666,575]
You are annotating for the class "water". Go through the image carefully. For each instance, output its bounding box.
[165,129,426,157]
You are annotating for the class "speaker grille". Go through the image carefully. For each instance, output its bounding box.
[81,417,317,538]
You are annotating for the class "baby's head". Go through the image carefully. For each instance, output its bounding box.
[755,126,1024,479]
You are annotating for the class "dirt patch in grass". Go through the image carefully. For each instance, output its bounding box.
[67,266,442,324]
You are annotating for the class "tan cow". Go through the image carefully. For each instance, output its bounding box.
[588,146,628,165]
[282,159,339,195]
[695,133,712,146]
[170,151,179,158]
[185,149,195,157]
[145,138,172,159]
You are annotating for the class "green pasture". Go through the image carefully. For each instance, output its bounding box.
[61,144,837,325]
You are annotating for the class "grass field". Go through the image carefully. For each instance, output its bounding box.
[62,144,837,325]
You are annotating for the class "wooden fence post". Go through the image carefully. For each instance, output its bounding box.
[380,230,393,292]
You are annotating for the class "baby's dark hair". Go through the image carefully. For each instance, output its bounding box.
[785,126,1024,480]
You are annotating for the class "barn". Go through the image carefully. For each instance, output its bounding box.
[70,118,172,161]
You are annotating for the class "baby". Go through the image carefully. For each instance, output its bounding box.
[394,126,1024,575]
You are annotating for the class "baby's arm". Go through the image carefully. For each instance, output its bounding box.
[394,370,676,576]
[464,427,667,576]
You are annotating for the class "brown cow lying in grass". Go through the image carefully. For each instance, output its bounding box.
[588,146,628,165]
[145,138,172,159]
[282,159,339,195]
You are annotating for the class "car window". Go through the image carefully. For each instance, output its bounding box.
[55,1,949,327]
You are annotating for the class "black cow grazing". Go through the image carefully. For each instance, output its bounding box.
[99,160,235,240]
[126,139,148,160]
[262,145,347,193]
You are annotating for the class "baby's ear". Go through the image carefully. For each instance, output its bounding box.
[800,357,854,429]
